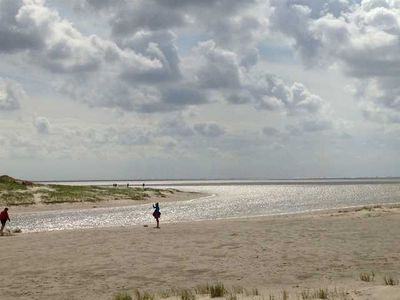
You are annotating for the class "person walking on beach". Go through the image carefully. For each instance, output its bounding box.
[0,208,10,235]
[152,202,161,228]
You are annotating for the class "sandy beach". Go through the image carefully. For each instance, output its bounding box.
[1,203,400,300]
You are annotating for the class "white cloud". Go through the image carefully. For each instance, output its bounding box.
[0,79,25,110]
[0,0,162,74]
[270,0,400,123]
[2,0,395,179]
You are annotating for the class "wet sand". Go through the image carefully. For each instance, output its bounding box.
[0,205,400,299]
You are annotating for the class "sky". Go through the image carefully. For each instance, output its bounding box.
[1,0,400,180]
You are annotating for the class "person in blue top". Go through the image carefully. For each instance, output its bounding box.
[152,202,161,228]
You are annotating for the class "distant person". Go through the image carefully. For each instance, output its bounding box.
[127,183,130,188]
[142,182,145,189]
[0,208,10,235]
[152,202,161,228]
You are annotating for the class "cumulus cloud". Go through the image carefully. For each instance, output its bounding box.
[110,1,187,36]
[83,0,263,44]
[194,123,225,137]
[194,40,242,89]
[158,118,195,137]
[34,116,50,134]
[0,79,25,110]
[270,0,400,122]
[120,30,181,83]
[249,75,325,114]
[0,0,162,74]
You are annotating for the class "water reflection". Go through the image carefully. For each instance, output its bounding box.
[13,182,400,232]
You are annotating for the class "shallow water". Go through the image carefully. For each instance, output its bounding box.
[13,180,400,232]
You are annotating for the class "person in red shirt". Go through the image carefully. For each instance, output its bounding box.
[0,208,10,235]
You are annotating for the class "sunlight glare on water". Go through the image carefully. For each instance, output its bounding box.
[13,181,400,232]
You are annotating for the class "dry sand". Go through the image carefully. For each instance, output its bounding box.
[1,205,400,300]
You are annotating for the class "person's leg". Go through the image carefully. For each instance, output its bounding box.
[156,218,160,228]
[0,222,4,235]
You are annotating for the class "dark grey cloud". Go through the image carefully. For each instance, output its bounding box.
[81,0,263,49]
[240,48,259,69]
[262,127,280,137]
[195,40,242,89]
[120,30,181,83]
[161,86,207,106]
[82,0,125,10]
[0,0,44,53]
[111,1,186,36]
[226,91,253,105]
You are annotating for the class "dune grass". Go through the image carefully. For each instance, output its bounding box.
[114,284,355,300]
[0,191,35,206]
[360,271,375,282]
[384,275,399,286]
[0,174,175,207]
[0,175,28,191]
[114,292,133,300]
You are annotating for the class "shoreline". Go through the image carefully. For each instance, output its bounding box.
[1,203,399,299]
[9,190,209,214]
[7,199,400,236]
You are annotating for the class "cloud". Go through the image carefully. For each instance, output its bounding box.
[244,74,325,115]
[0,0,44,52]
[81,0,265,50]
[120,30,181,83]
[34,116,50,134]
[194,40,242,89]
[158,118,195,137]
[0,0,162,74]
[270,0,400,122]
[194,123,225,137]
[110,1,187,36]
[262,126,280,136]
[300,118,333,132]
[0,79,25,110]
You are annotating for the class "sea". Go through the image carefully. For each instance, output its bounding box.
[12,178,400,233]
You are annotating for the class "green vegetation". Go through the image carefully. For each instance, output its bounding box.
[113,285,355,300]
[194,283,226,297]
[0,175,176,207]
[113,283,352,300]
[300,287,351,300]
[0,191,35,206]
[43,185,150,204]
[0,175,28,191]
[114,292,133,300]
[134,289,155,300]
